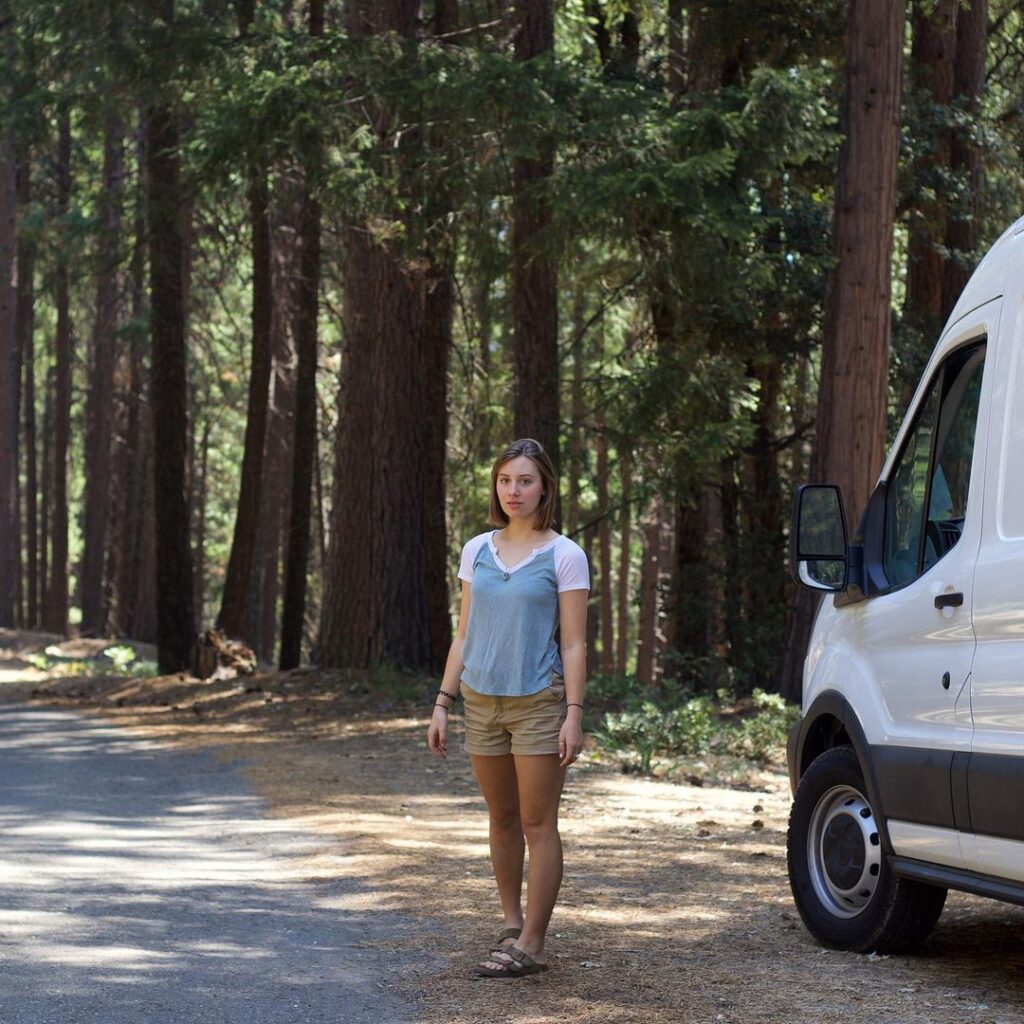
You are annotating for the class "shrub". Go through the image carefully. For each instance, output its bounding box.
[720,688,800,762]
[595,695,717,773]
[591,679,798,773]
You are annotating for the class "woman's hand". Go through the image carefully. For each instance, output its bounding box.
[558,709,585,768]
[427,706,449,759]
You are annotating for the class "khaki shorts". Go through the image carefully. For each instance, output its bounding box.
[461,677,567,756]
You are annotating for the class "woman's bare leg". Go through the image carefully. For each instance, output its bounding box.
[470,753,524,933]
[484,753,565,965]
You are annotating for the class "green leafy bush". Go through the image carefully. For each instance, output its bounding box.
[721,688,800,762]
[591,681,798,773]
[595,696,717,773]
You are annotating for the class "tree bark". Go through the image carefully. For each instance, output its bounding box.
[80,112,125,636]
[615,449,632,676]
[16,148,36,628]
[319,0,452,673]
[0,108,15,628]
[42,103,72,636]
[903,0,957,357]
[111,118,156,642]
[193,417,210,627]
[512,0,559,472]
[941,0,988,320]
[40,365,52,608]
[250,171,299,662]
[596,421,613,674]
[276,183,317,668]
[278,0,324,670]
[146,13,195,671]
[813,0,905,526]
[567,289,585,537]
[636,503,659,686]
[779,0,905,703]
[218,1,275,640]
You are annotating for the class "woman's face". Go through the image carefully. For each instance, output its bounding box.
[495,456,544,524]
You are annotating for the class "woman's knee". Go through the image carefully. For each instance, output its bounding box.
[521,815,559,843]
[488,805,522,832]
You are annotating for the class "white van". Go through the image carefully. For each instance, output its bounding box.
[787,214,1024,952]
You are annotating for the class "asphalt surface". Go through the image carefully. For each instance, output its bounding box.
[0,704,412,1024]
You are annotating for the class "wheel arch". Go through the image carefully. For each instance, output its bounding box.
[790,691,893,854]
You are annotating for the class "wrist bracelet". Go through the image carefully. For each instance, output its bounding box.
[434,701,451,711]
[435,688,457,702]
[567,702,583,710]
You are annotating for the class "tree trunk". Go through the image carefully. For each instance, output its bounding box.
[667,0,684,101]
[636,503,660,686]
[80,112,125,636]
[111,118,156,642]
[218,1,274,640]
[567,289,585,537]
[322,229,438,669]
[0,107,15,628]
[779,0,905,703]
[278,0,324,670]
[40,365,52,608]
[512,0,559,471]
[615,449,632,676]
[16,147,36,628]
[192,417,210,626]
[146,19,195,671]
[814,0,905,525]
[250,171,300,662]
[43,104,72,636]
[596,420,613,674]
[319,0,451,673]
[941,0,988,320]
[671,499,708,661]
[422,265,455,669]
[904,0,957,334]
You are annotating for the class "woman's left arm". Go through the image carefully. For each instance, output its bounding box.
[558,588,588,768]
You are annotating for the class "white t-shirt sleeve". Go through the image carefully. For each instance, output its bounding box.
[555,538,590,592]
[458,533,490,583]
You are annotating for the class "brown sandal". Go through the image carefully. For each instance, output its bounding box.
[476,945,549,978]
[484,926,522,960]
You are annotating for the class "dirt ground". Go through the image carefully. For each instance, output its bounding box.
[3,629,1024,1024]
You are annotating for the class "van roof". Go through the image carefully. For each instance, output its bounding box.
[943,214,1022,331]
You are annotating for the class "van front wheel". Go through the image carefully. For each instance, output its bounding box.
[787,746,946,953]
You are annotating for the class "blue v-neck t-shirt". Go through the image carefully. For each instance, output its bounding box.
[457,531,590,697]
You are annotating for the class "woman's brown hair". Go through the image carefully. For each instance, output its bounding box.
[488,438,558,530]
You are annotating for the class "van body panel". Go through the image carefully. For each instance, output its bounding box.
[963,833,1024,885]
[887,821,967,871]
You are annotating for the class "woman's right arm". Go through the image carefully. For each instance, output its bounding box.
[427,581,472,759]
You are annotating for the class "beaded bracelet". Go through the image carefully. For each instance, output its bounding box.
[435,687,457,702]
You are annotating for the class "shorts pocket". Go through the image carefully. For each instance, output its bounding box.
[545,677,566,703]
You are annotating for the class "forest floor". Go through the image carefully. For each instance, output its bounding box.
[2,629,1024,1024]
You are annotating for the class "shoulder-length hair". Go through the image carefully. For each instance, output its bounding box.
[488,438,558,531]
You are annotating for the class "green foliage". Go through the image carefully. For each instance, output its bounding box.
[720,689,801,762]
[26,644,158,679]
[593,681,797,774]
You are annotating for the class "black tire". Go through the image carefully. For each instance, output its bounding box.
[787,745,947,953]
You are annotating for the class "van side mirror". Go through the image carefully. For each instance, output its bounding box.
[791,484,848,592]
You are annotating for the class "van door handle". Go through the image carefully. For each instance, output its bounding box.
[934,592,964,609]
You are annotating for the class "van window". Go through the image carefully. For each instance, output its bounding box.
[883,342,986,587]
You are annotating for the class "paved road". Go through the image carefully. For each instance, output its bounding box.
[0,704,411,1024]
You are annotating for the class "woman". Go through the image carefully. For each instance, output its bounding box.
[427,438,589,978]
